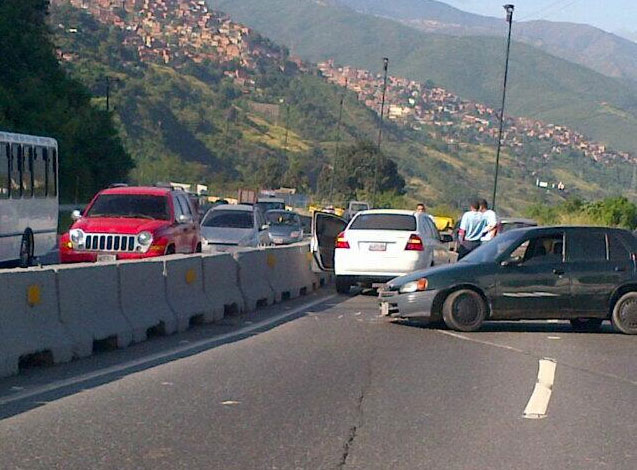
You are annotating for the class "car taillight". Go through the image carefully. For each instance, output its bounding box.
[335,232,350,249]
[405,234,424,251]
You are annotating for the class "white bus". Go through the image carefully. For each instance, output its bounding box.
[0,131,58,266]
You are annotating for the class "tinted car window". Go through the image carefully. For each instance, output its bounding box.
[350,214,416,231]
[87,194,170,220]
[608,233,630,261]
[203,210,253,229]
[567,231,606,261]
[267,211,300,226]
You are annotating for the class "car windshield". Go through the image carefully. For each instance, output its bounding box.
[86,194,170,220]
[349,214,416,231]
[461,230,523,263]
[202,210,253,229]
[350,203,368,212]
[257,201,285,212]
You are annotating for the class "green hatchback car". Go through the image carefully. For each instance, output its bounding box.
[379,226,637,334]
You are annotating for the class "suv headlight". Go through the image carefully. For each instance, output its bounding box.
[137,231,153,246]
[399,278,428,294]
[69,229,85,245]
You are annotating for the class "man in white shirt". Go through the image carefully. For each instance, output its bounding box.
[479,199,498,242]
[457,199,486,260]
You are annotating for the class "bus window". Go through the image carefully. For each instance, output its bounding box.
[23,145,33,197]
[10,143,21,198]
[49,147,58,197]
[0,143,8,198]
[34,146,46,198]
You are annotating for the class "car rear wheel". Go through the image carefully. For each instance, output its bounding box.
[611,292,637,335]
[165,245,176,255]
[335,276,350,294]
[570,318,603,332]
[442,289,486,332]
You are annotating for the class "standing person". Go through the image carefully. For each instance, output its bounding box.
[416,203,435,221]
[457,199,485,260]
[479,199,498,243]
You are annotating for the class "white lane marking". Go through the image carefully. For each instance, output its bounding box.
[436,330,525,354]
[547,336,561,340]
[523,358,557,419]
[0,294,337,407]
[221,400,241,406]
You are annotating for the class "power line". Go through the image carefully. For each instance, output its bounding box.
[517,0,583,22]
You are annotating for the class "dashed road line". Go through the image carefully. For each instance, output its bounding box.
[523,358,557,419]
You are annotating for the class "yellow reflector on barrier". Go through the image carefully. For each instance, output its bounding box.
[27,284,42,307]
[266,253,277,268]
[185,268,197,285]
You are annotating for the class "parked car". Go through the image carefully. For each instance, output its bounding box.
[256,196,285,214]
[200,204,270,251]
[497,217,538,233]
[265,210,304,245]
[312,209,454,294]
[60,185,201,263]
[343,200,370,221]
[379,226,637,334]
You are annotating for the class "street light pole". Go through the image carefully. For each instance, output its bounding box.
[99,76,121,112]
[373,57,389,207]
[329,78,347,203]
[491,4,514,211]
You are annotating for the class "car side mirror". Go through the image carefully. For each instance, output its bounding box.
[440,234,453,243]
[260,224,269,231]
[71,209,82,221]
[178,214,193,224]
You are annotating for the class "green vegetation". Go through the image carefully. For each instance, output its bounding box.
[210,0,637,155]
[526,197,637,229]
[0,0,133,202]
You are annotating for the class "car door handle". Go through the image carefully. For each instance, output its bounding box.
[552,269,565,275]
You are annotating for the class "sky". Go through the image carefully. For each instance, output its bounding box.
[442,0,637,36]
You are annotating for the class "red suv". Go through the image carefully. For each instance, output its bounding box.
[60,186,201,263]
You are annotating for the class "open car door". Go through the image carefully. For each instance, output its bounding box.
[311,211,347,272]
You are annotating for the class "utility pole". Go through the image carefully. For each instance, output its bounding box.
[491,4,515,211]
[372,57,389,207]
[99,76,121,112]
[329,78,347,203]
[283,101,290,155]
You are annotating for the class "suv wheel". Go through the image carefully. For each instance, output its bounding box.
[612,292,637,335]
[570,318,603,332]
[335,276,350,294]
[442,289,486,332]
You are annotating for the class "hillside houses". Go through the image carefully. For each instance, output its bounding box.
[317,60,635,166]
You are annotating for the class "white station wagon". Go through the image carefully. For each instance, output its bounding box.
[312,209,454,293]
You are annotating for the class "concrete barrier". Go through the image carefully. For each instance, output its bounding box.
[56,262,133,358]
[164,255,213,331]
[0,267,73,377]
[118,258,177,342]
[233,249,275,311]
[265,245,301,302]
[202,253,244,319]
[292,243,321,292]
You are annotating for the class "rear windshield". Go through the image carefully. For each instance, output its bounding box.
[202,210,253,229]
[86,194,170,220]
[266,212,300,226]
[349,214,416,231]
[350,203,368,212]
[257,201,285,212]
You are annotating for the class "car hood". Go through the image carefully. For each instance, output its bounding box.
[201,226,254,244]
[72,217,169,234]
[387,260,496,289]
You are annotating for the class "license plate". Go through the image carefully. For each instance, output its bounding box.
[380,302,390,316]
[96,254,117,262]
[368,243,387,252]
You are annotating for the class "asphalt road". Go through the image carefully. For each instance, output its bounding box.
[0,290,636,469]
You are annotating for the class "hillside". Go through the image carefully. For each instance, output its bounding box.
[49,0,635,216]
[208,0,637,156]
[0,0,133,202]
[336,0,637,83]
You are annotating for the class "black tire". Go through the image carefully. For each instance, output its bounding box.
[165,245,176,255]
[195,243,202,253]
[442,289,486,332]
[611,292,637,335]
[335,276,350,295]
[18,231,34,268]
[570,318,603,332]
